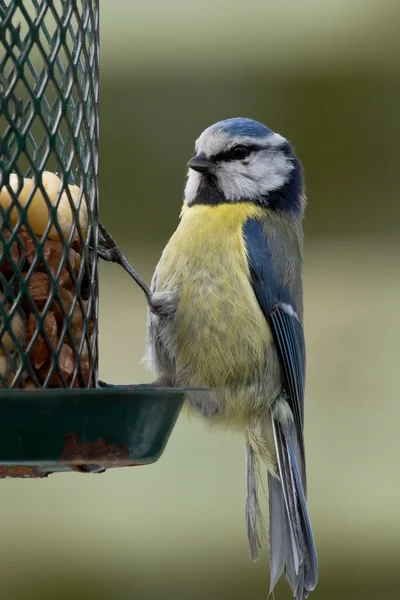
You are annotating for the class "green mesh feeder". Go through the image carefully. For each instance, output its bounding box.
[0,0,184,477]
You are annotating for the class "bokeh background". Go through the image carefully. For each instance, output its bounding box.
[1,0,400,599]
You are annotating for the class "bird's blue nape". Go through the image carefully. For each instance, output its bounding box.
[213,117,272,139]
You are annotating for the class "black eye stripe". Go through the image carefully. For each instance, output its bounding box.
[214,143,262,162]
[199,140,294,163]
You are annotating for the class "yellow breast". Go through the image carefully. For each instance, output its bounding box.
[155,203,271,387]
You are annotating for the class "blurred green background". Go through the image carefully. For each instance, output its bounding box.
[1,0,400,599]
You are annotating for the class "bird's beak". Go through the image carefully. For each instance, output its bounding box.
[187,153,212,173]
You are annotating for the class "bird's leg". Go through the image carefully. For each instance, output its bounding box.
[96,221,152,303]
[96,223,167,318]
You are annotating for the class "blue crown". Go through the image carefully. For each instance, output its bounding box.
[213,117,272,139]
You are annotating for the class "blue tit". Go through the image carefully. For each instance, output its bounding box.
[145,117,318,599]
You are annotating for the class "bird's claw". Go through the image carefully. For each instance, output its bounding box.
[96,245,120,263]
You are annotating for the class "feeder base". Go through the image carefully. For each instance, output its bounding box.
[0,386,186,478]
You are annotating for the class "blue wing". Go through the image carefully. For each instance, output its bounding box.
[243,218,318,597]
[242,218,306,482]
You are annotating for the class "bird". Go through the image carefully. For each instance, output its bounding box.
[144,117,318,599]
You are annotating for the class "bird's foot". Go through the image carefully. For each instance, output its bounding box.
[96,243,121,264]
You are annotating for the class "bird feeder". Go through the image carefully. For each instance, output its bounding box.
[0,0,184,477]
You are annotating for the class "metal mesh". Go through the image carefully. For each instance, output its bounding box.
[0,0,99,389]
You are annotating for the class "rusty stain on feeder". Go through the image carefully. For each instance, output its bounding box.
[61,431,131,466]
[0,465,45,478]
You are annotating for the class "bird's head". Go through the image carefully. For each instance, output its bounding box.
[184,117,305,214]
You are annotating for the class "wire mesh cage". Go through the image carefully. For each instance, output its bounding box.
[0,0,185,477]
[0,0,99,390]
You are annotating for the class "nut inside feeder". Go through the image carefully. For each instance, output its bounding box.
[0,171,95,389]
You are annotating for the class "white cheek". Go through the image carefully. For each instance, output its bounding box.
[184,169,201,204]
[218,152,294,201]
[217,164,258,200]
[256,153,293,193]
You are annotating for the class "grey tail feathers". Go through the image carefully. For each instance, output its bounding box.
[245,441,267,560]
[245,424,318,599]
[269,419,318,599]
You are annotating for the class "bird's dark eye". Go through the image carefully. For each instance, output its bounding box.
[230,145,250,160]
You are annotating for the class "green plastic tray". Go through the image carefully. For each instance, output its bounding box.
[0,386,185,478]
